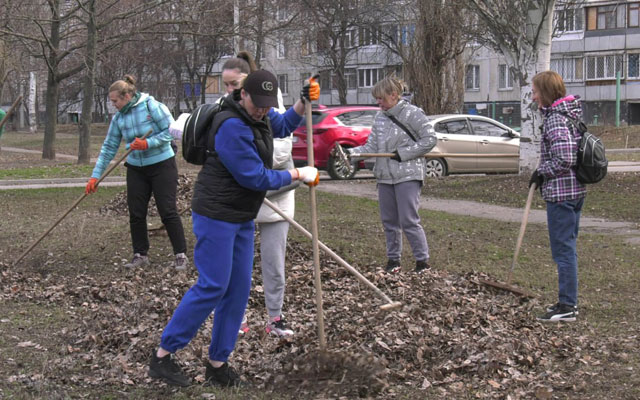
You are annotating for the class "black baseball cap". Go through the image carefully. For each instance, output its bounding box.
[243,70,279,108]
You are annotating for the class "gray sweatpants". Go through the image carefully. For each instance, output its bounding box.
[378,180,429,262]
[258,220,290,317]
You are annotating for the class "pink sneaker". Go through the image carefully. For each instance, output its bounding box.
[265,315,294,337]
[238,316,249,335]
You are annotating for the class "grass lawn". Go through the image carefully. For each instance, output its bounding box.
[1,180,639,399]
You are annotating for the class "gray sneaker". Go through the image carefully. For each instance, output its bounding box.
[174,253,189,270]
[125,253,149,269]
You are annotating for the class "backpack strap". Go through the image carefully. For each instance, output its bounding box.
[387,114,418,142]
[205,110,237,157]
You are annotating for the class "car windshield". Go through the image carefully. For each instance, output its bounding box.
[298,111,328,127]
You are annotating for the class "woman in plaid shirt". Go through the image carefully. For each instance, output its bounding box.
[530,70,585,322]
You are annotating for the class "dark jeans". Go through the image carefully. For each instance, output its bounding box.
[546,197,584,307]
[126,157,186,256]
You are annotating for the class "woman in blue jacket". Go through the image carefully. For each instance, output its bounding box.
[148,70,320,387]
[86,75,188,270]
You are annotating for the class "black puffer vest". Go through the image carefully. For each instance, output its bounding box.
[191,94,274,223]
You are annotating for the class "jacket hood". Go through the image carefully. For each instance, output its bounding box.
[542,94,582,120]
[135,92,150,106]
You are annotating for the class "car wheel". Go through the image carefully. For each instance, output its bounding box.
[327,148,358,180]
[425,158,447,177]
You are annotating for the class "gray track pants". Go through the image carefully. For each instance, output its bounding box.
[258,220,290,317]
[378,180,429,262]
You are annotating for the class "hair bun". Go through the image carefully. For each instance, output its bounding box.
[123,74,137,86]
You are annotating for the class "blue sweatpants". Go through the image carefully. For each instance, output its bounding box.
[160,211,254,362]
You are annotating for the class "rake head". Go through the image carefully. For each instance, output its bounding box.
[331,144,355,176]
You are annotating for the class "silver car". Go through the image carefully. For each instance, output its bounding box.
[424,114,522,177]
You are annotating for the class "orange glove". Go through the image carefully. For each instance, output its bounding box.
[301,76,320,102]
[130,137,149,150]
[85,178,98,194]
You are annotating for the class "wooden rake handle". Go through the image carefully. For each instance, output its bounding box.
[13,129,153,266]
[263,198,401,311]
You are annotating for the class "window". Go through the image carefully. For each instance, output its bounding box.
[586,54,623,80]
[436,120,471,135]
[277,74,288,95]
[498,64,514,89]
[359,27,380,46]
[184,82,201,97]
[205,75,220,94]
[344,28,357,48]
[301,35,316,57]
[335,110,377,127]
[470,120,509,137]
[555,7,584,32]
[629,3,640,27]
[628,54,640,78]
[550,57,584,82]
[277,37,288,59]
[319,70,331,93]
[276,6,287,21]
[358,68,382,88]
[465,65,480,90]
[587,5,623,30]
[332,69,357,90]
[400,24,415,45]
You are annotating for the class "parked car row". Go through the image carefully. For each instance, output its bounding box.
[292,106,524,180]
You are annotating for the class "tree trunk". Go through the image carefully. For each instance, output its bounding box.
[518,2,555,173]
[42,0,61,160]
[78,0,97,164]
[28,72,37,133]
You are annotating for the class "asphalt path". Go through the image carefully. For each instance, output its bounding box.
[1,146,639,243]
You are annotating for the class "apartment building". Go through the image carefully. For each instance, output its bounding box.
[465,0,640,127]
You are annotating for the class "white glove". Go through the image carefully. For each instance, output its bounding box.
[169,113,190,139]
[296,166,319,185]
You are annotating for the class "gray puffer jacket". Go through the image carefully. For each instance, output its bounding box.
[352,100,436,184]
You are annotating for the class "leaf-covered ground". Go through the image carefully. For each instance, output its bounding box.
[2,177,639,399]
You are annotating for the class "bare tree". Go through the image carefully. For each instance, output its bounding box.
[370,0,473,114]
[465,0,558,172]
[293,0,367,105]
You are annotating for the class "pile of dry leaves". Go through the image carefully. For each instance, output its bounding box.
[2,233,631,399]
[99,174,194,217]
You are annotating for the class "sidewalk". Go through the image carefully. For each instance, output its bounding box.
[2,147,639,244]
[316,181,640,245]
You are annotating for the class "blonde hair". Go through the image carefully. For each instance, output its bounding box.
[109,75,137,97]
[372,76,405,99]
[532,70,566,107]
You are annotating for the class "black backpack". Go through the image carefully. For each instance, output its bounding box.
[556,111,608,184]
[182,102,234,165]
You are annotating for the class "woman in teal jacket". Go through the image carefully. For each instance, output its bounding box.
[85,75,188,270]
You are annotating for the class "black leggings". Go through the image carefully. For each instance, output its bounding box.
[126,157,186,256]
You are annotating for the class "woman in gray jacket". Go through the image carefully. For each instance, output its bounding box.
[349,76,437,273]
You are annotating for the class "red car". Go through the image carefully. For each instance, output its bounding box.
[292,105,379,179]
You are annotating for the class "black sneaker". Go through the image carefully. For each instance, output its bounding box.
[537,303,577,322]
[546,302,579,314]
[385,259,401,273]
[415,260,431,273]
[205,362,245,387]
[148,351,190,387]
